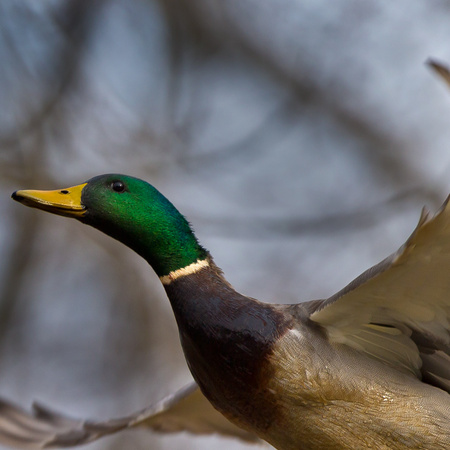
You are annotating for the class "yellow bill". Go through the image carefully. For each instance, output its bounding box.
[11,183,87,217]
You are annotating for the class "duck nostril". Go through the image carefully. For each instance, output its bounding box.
[60,190,69,194]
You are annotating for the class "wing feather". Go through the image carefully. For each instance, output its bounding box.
[310,198,450,391]
[0,382,260,448]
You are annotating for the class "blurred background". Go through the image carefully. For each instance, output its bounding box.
[0,1,450,449]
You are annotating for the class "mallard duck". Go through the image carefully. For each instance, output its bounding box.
[4,173,449,449]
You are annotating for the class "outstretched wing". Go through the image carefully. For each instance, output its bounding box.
[0,382,260,449]
[310,199,450,393]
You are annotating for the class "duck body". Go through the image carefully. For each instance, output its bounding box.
[263,321,450,449]
[10,174,450,449]
[165,261,450,449]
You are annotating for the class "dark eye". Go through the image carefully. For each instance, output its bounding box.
[111,181,125,193]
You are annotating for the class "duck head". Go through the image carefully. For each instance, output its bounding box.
[12,174,208,277]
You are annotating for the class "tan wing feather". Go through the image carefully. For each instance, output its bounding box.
[311,198,450,391]
[0,382,260,448]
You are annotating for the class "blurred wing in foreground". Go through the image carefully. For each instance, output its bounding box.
[428,58,450,88]
[0,382,260,449]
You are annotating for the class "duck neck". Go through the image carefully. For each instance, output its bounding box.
[83,207,209,278]
[161,256,266,332]
[138,234,208,278]
[161,257,290,426]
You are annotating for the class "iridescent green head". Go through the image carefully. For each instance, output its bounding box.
[12,174,208,277]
